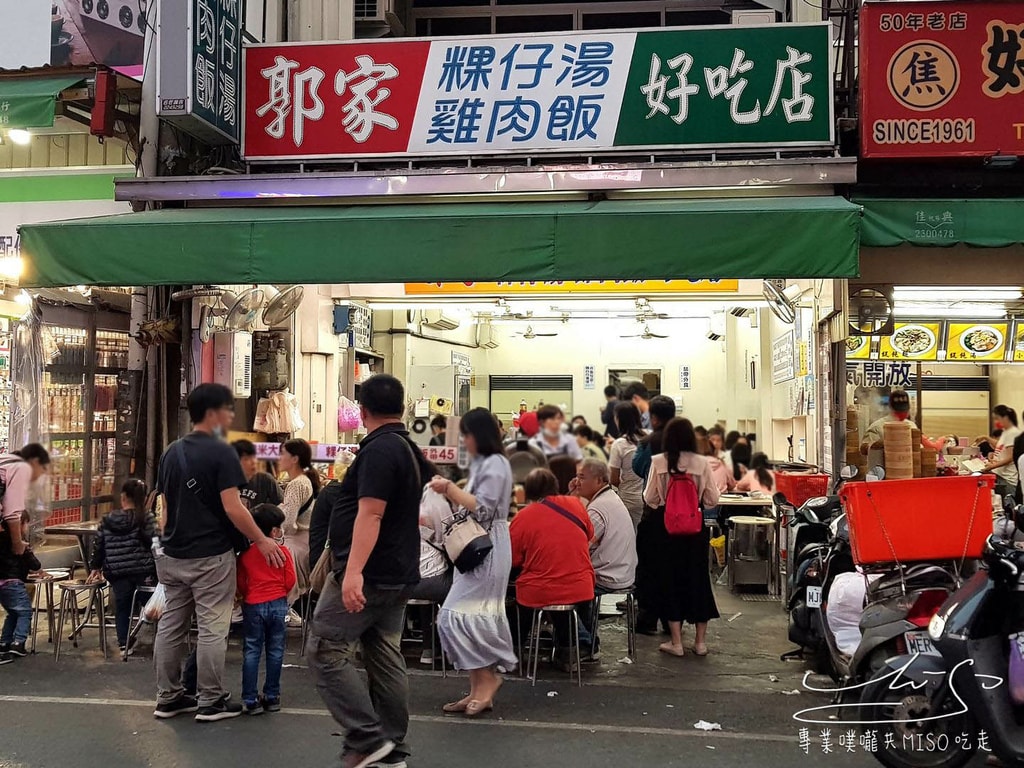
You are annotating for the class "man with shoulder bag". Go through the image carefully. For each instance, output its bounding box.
[309,374,434,768]
[152,384,285,723]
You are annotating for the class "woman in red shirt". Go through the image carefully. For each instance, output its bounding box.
[511,468,595,672]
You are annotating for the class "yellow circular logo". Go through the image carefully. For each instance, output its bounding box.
[887,40,960,111]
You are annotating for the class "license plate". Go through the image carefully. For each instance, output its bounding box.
[806,586,822,609]
[904,631,939,656]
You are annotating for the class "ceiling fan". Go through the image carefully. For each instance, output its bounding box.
[515,325,558,339]
[621,325,668,340]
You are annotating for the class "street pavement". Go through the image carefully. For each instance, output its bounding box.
[0,587,989,768]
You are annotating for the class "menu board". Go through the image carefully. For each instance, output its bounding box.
[945,323,1009,362]
[878,322,941,361]
[1014,321,1024,363]
[844,335,871,360]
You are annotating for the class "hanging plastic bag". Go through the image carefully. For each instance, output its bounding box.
[284,389,304,433]
[143,584,167,623]
[338,396,362,432]
[253,397,274,432]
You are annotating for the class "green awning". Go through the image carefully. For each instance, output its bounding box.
[0,76,84,130]
[18,196,860,288]
[858,197,1024,247]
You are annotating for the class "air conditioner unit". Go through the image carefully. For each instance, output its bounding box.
[478,322,500,349]
[214,331,253,398]
[355,0,389,23]
[421,309,460,331]
[732,9,776,25]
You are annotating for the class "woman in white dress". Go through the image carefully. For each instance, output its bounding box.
[279,438,319,600]
[429,408,518,717]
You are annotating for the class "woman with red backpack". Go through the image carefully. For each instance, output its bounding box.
[643,418,721,658]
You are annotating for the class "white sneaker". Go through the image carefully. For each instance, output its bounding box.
[419,649,433,665]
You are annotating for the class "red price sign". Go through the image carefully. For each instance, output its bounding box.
[422,446,457,464]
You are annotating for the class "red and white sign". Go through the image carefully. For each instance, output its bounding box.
[861,1,1024,158]
[254,442,457,464]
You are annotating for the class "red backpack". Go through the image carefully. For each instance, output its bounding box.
[664,470,702,536]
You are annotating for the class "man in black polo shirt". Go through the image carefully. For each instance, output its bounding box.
[153,384,285,723]
[309,374,432,768]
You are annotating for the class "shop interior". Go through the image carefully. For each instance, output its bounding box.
[845,284,1024,468]
[180,279,831,480]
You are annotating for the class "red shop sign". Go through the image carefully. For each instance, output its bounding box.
[861,1,1024,158]
[243,41,431,160]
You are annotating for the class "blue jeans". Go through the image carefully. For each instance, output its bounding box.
[242,597,288,705]
[0,580,32,645]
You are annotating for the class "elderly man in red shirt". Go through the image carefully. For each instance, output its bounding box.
[510,468,595,674]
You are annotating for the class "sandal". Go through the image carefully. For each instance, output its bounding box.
[464,700,494,717]
[694,644,709,657]
[659,642,686,657]
[442,696,471,713]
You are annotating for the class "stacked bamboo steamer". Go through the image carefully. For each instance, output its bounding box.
[846,408,866,475]
[911,428,922,478]
[921,444,938,477]
[884,421,914,479]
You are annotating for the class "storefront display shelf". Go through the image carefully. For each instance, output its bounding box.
[49,499,87,511]
[49,431,87,441]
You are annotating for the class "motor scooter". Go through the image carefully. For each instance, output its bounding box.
[859,500,1024,768]
[780,469,853,671]
[813,469,963,694]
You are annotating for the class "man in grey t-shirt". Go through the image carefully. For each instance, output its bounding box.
[573,459,637,592]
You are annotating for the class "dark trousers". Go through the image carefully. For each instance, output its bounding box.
[108,574,149,648]
[308,575,412,760]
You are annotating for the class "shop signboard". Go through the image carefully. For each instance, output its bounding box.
[847,362,914,389]
[157,0,241,144]
[772,331,796,384]
[945,322,1008,361]
[405,280,739,295]
[254,441,458,464]
[861,1,1024,158]
[242,24,834,161]
[879,322,941,361]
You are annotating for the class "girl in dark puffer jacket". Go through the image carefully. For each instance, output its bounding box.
[88,479,157,651]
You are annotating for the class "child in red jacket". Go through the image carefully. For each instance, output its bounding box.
[237,504,296,715]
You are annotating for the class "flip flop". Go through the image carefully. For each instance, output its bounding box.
[659,642,686,657]
[694,644,709,657]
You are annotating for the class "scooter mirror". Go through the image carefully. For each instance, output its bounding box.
[772,492,788,506]
[840,465,858,480]
[866,466,886,482]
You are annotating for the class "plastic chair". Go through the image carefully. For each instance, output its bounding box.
[589,587,637,661]
[527,604,582,687]
[401,599,447,677]
[122,585,158,661]
[54,582,109,661]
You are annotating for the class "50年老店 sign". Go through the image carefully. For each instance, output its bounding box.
[861,1,1024,157]
[241,24,834,160]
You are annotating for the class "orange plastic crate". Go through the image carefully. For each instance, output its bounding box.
[840,475,994,566]
[775,472,830,507]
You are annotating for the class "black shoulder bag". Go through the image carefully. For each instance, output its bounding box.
[540,498,590,537]
[173,441,250,555]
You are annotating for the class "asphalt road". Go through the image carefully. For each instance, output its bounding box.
[0,587,994,768]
